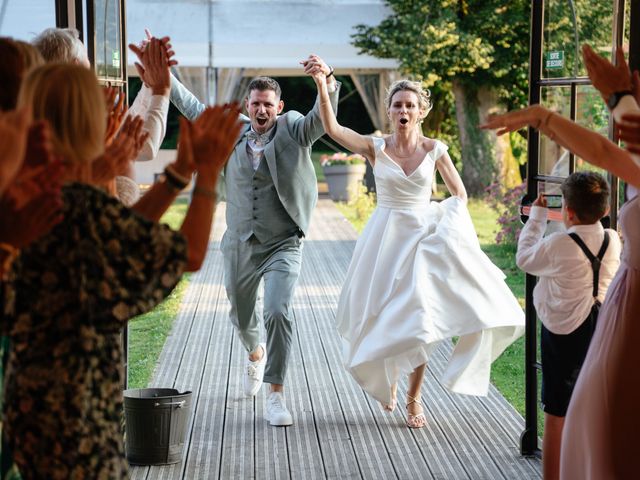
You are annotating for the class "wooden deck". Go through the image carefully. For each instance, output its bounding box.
[130,199,541,480]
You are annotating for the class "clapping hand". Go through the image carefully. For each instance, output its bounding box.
[129,30,177,95]
[92,115,149,184]
[5,121,63,210]
[0,191,63,249]
[0,108,31,194]
[104,87,127,145]
[582,44,634,101]
[186,103,242,181]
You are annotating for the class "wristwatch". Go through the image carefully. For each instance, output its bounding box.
[607,90,633,110]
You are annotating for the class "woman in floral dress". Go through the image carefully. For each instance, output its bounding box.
[2,61,240,479]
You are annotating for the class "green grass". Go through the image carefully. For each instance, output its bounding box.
[467,200,544,432]
[127,198,191,388]
[127,276,190,388]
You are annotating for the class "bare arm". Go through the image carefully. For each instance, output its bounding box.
[436,150,467,201]
[480,104,640,188]
[303,56,375,162]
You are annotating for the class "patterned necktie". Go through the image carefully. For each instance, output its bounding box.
[246,129,272,146]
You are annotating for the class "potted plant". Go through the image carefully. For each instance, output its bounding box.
[320,152,367,202]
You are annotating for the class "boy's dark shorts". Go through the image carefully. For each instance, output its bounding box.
[541,306,598,417]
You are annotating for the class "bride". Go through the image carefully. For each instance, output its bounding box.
[303,55,524,429]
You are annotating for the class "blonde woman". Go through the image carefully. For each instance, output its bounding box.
[2,63,241,479]
[304,56,524,429]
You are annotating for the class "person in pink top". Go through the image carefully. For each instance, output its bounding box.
[482,44,640,480]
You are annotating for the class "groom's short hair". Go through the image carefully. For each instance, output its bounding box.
[247,76,281,99]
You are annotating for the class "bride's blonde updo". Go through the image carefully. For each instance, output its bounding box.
[385,80,432,119]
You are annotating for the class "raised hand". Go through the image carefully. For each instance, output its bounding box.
[189,103,242,180]
[92,115,149,184]
[618,112,640,155]
[301,54,331,87]
[0,191,63,249]
[480,105,551,136]
[129,33,177,93]
[4,120,63,210]
[171,117,197,180]
[582,44,633,101]
[104,87,127,144]
[0,108,31,194]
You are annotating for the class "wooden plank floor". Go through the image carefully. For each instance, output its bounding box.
[130,199,541,480]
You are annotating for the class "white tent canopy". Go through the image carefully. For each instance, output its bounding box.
[127,0,399,130]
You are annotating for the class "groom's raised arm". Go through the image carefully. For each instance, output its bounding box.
[170,73,206,121]
[289,56,340,146]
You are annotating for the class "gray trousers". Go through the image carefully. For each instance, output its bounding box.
[221,233,302,385]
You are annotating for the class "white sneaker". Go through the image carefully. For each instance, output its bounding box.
[265,391,293,426]
[243,343,266,397]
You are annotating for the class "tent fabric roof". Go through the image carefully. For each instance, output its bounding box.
[127,0,398,71]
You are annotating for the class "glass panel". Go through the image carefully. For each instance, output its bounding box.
[94,0,123,80]
[574,84,609,175]
[543,0,614,79]
[0,0,55,41]
[538,86,572,176]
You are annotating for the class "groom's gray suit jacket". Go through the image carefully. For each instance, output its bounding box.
[169,76,340,238]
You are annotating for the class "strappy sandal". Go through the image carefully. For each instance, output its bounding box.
[383,383,398,412]
[406,394,427,429]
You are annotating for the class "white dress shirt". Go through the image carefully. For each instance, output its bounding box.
[128,85,170,161]
[516,206,621,334]
[246,127,275,171]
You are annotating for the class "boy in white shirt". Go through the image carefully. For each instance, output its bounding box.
[516,171,621,480]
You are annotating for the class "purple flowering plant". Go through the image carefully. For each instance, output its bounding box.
[485,181,526,246]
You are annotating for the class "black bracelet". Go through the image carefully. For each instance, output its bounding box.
[326,67,335,79]
[164,165,189,190]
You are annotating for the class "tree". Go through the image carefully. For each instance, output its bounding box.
[352,0,614,195]
[352,0,531,195]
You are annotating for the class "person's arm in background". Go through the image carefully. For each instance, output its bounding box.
[128,35,177,161]
[515,195,562,276]
[480,104,640,188]
[0,115,63,280]
[178,104,242,271]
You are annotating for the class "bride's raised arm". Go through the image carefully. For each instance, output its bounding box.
[302,55,376,163]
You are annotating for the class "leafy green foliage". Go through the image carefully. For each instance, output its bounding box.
[352,0,531,109]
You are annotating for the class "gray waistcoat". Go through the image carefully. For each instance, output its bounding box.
[224,140,298,243]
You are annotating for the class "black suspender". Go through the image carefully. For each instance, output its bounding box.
[568,231,610,299]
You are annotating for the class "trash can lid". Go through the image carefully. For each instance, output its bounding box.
[124,388,192,399]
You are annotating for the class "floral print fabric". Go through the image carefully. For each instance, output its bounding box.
[1,183,187,479]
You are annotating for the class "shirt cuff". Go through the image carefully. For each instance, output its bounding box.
[612,95,640,123]
[529,205,548,221]
[148,94,170,113]
[327,80,339,93]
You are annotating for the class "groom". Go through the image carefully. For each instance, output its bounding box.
[170,56,339,425]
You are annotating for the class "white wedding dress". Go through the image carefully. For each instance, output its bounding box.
[336,137,525,405]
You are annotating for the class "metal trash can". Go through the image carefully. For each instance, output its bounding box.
[123,388,192,465]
